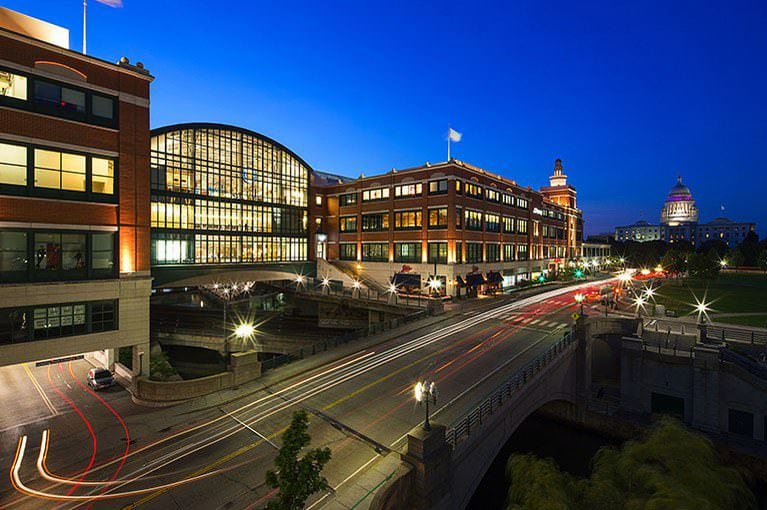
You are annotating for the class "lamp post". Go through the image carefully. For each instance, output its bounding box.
[233,321,255,351]
[414,380,437,431]
[574,293,585,316]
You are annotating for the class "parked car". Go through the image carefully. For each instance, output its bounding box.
[87,368,114,390]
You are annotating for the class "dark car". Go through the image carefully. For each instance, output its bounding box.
[87,368,114,390]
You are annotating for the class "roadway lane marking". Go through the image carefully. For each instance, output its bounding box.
[22,363,58,417]
[223,412,278,449]
[529,318,542,325]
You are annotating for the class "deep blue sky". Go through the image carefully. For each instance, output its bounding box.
[7,0,766,235]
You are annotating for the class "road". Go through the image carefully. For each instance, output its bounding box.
[2,280,610,510]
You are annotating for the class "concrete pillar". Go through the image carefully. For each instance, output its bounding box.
[132,342,150,377]
[574,317,592,420]
[691,346,721,433]
[620,336,645,412]
[402,424,452,510]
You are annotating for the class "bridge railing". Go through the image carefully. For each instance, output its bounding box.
[643,318,767,345]
[446,330,576,449]
[271,277,431,309]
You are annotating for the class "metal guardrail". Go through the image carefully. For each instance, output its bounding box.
[643,318,767,345]
[446,330,576,449]
[271,276,432,309]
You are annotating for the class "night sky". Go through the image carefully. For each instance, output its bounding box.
[6,0,765,236]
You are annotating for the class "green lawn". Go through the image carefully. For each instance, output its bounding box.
[651,273,767,316]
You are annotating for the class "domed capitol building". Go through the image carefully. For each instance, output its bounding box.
[615,177,756,248]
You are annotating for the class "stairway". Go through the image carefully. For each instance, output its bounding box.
[325,260,389,294]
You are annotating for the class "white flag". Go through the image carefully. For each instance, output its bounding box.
[448,128,462,143]
[95,0,123,7]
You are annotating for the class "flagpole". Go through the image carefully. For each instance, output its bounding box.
[447,125,451,161]
[83,0,87,54]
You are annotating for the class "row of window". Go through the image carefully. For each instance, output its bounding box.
[150,195,307,235]
[338,242,531,264]
[151,234,308,265]
[338,179,535,209]
[338,209,530,233]
[0,300,117,346]
[0,67,117,128]
[0,230,116,283]
[0,141,116,201]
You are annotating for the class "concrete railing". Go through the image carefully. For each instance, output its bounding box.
[446,329,576,448]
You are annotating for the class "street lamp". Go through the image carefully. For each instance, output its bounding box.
[719,259,727,268]
[414,381,437,431]
[633,296,646,318]
[574,293,585,315]
[428,277,441,297]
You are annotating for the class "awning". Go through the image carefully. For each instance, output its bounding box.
[392,273,421,286]
[456,276,467,288]
[466,273,485,287]
[486,271,503,284]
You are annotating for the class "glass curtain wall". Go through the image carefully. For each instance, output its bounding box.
[150,126,309,265]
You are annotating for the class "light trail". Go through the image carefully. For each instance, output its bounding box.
[11,279,614,507]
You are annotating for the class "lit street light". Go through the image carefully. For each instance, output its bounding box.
[574,293,585,315]
[234,322,255,340]
[414,381,438,431]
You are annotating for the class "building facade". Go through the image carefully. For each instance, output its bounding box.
[615,177,756,248]
[311,158,583,296]
[149,123,311,284]
[0,10,152,372]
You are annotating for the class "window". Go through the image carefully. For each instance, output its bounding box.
[0,70,27,100]
[362,187,390,202]
[362,213,389,232]
[0,300,117,345]
[516,218,528,234]
[91,157,115,194]
[455,180,462,194]
[486,243,500,262]
[502,193,513,206]
[339,243,357,261]
[0,231,27,281]
[466,243,482,263]
[516,197,528,209]
[339,193,357,207]
[394,210,422,230]
[34,232,86,274]
[0,142,27,186]
[428,208,448,229]
[485,213,500,233]
[91,301,116,332]
[315,195,322,206]
[486,189,500,203]
[91,233,115,272]
[465,182,482,199]
[32,303,88,339]
[503,244,514,261]
[394,243,421,263]
[35,80,86,113]
[428,179,448,195]
[455,242,463,263]
[465,210,482,231]
[428,243,448,264]
[456,207,462,229]
[502,216,514,233]
[394,183,422,198]
[518,244,528,260]
[362,243,388,262]
[91,94,114,119]
[34,149,86,191]
[340,216,357,232]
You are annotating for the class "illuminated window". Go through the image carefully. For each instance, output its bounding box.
[394,243,421,263]
[315,195,322,206]
[394,210,422,230]
[91,157,115,194]
[340,216,358,232]
[502,216,514,233]
[428,243,448,264]
[362,187,390,202]
[0,142,27,186]
[465,210,482,231]
[486,189,500,203]
[485,213,500,232]
[0,70,27,100]
[428,180,448,195]
[34,149,86,191]
[362,213,389,232]
[362,243,388,262]
[465,182,482,199]
[394,183,422,198]
[516,218,528,234]
[516,197,528,209]
[339,193,357,206]
[455,180,462,194]
[339,243,357,261]
[502,193,513,206]
[503,244,515,261]
[428,208,448,229]
[517,244,529,260]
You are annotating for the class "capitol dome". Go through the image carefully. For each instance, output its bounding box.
[660,176,698,226]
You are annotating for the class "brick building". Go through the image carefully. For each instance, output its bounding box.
[310,158,583,297]
[0,8,153,374]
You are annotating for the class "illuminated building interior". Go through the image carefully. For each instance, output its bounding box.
[150,124,309,265]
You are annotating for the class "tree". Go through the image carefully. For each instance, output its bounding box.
[688,250,721,280]
[758,250,767,273]
[266,410,332,510]
[738,231,760,266]
[698,239,728,258]
[661,249,689,275]
[506,418,755,510]
[729,247,746,267]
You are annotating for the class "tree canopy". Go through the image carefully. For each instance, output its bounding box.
[265,410,332,510]
[506,418,755,510]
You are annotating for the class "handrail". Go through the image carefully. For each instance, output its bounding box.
[446,329,576,448]
[271,276,431,309]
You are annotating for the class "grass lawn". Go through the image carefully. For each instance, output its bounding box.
[713,315,767,328]
[651,273,767,316]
